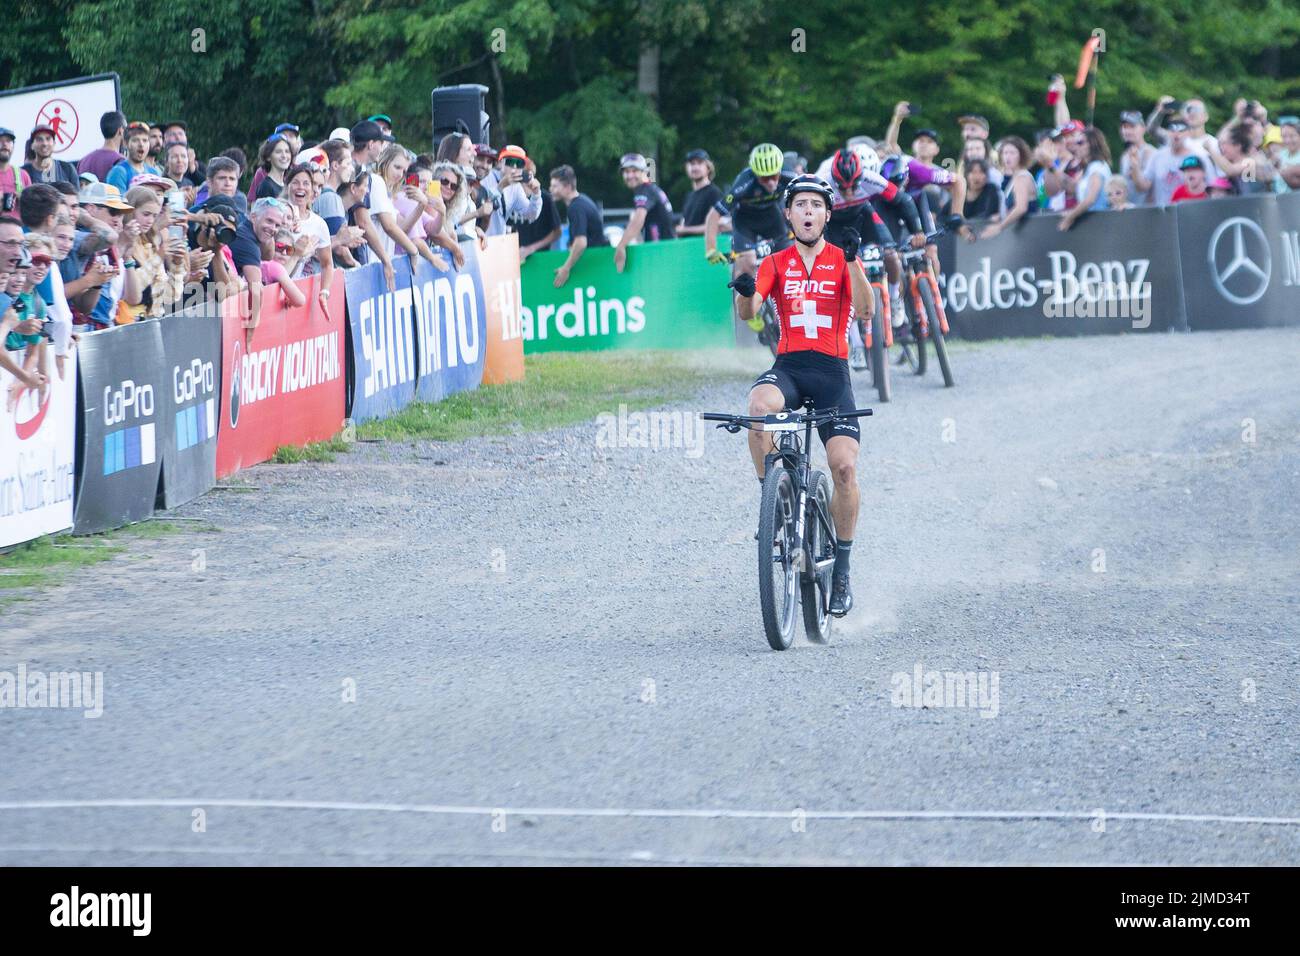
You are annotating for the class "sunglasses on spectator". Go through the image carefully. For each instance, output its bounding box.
[503,158,526,169]
[274,242,292,254]
[439,178,459,191]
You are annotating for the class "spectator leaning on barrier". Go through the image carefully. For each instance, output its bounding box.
[1274,117,1300,194]
[105,122,162,196]
[0,223,46,389]
[313,140,366,267]
[428,161,471,267]
[0,128,31,216]
[548,164,606,289]
[1133,119,1206,207]
[20,191,77,372]
[1058,127,1111,231]
[22,125,79,187]
[677,149,724,237]
[1105,175,1132,211]
[962,159,1000,221]
[67,181,142,329]
[982,137,1036,239]
[614,152,675,272]
[347,120,401,289]
[1,243,50,397]
[1118,111,1155,207]
[375,144,448,272]
[1219,123,1276,196]
[513,158,562,260]
[231,196,290,331]
[121,185,185,319]
[1170,155,1209,203]
[78,112,128,183]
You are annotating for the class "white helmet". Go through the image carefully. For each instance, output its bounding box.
[854,142,881,177]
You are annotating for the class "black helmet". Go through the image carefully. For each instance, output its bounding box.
[783,174,834,208]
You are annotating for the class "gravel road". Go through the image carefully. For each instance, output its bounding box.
[3,328,1298,865]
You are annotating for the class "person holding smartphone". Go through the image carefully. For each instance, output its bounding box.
[481,144,542,236]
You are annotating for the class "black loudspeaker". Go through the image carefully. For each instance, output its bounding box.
[432,84,490,148]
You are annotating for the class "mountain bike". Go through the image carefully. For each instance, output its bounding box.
[896,230,955,388]
[702,399,873,650]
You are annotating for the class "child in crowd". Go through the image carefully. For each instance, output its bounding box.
[1170,156,1209,203]
[1208,176,1235,199]
[1104,176,1131,211]
[2,246,50,409]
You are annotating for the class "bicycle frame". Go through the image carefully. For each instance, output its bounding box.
[861,244,893,348]
[765,405,836,581]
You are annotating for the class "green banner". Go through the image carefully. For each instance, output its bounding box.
[519,236,733,353]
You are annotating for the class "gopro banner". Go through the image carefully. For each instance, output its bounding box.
[411,243,487,403]
[216,272,346,478]
[343,258,419,422]
[0,350,77,548]
[156,307,223,509]
[478,233,526,385]
[1174,192,1300,331]
[73,322,166,535]
[0,73,121,163]
[936,206,1185,338]
[518,237,734,353]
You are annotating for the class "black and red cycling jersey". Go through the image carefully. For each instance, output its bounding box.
[754,241,855,360]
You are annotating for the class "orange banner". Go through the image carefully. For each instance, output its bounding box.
[477,233,526,385]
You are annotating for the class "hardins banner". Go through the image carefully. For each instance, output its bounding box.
[157,307,223,509]
[936,205,1186,338]
[216,272,346,478]
[1174,191,1300,331]
[0,348,77,548]
[73,321,166,535]
[518,236,734,353]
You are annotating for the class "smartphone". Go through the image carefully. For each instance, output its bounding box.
[165,189,187,243]
[405,173,420,188]
[426,180,441,199]
[909,104,922,116]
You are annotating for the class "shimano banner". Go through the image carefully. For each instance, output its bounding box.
[0,346,77,548]
[411,243,487,403]
[938,206,1185,338]
[73,322,166,535]
[1175,192,1300,331]
[343,259,419,422]
[157,308,223,510]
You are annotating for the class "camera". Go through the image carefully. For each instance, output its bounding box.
[188,197,238,246]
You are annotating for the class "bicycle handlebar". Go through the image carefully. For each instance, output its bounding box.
[702,407,874,433]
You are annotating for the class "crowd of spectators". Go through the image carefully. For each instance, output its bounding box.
[4,82,1299,387]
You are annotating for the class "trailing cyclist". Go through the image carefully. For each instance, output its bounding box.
[704,143,796,333]
[727,175,873,617]
[823,146,925,370]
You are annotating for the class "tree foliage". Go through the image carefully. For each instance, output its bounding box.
[7,0,1298,205]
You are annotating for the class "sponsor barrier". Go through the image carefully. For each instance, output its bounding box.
[1175,192,1300,331]
[411,244,487,402]
[156,307,223,509]
[518,236,733,352]
[216,271,346,478]
[937,206,1185,338]
[0,348,77,549]
[343,258,419,422]
[478,234,526,384]
[72,322,166,535]
[0,73,121,163]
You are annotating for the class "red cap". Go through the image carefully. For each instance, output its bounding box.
[30,124,56,138]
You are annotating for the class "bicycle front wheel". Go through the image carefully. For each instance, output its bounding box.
[757,465,800,650]
[920,280,954,388]
[801,470,834,645]
[870,295,891,403]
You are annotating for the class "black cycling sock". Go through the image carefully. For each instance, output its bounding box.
[833,539,852,576]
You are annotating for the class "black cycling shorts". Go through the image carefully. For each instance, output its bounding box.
[876,190,936,244]
[750,350,860,445]
[828,208,894,254]
[731,214,793,255]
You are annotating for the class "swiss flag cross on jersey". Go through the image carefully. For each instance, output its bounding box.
[755,242,854,359]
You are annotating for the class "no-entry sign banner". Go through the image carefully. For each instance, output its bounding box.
[0,73,121,163]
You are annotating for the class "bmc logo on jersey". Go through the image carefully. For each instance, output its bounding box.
[783,278,836,297]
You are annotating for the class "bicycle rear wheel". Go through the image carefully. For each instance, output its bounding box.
[757,465,799,651]
[920,280,954,388]
[801,470,833,644]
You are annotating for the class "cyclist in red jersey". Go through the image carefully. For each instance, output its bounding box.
[727,174,873,616]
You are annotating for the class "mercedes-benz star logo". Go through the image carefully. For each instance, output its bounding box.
[1208,217,1271,306]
